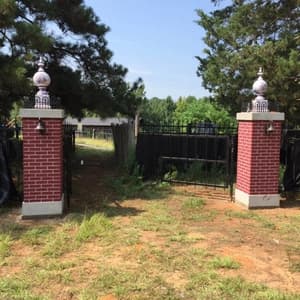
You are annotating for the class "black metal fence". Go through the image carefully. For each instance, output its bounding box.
[281,129,300,192]
[136,123,237,196]
[140,123,237,135]
[0,127,22,204]
[74,128,113,140]
[63,125,75,209]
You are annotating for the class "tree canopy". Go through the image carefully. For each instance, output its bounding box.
[174,96,236,127]
[196,0,300,125]
[0,0,143,119]
[140,96,176,125]
[139,95,235,128]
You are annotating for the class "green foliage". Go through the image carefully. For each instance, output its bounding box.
[140,96,176,124]
[196,0,300,125]
[0,0,143,118]
[174,97,236,127]
[108,170,144,200]
[163,165,178,181]
[140,95,235,127]
[164,162,227,186]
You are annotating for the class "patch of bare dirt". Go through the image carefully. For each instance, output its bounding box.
[169,185,300,292]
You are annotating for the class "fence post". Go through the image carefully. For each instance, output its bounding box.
[235,69,285,208]
[20,57,65,218]
[111,120,135,165]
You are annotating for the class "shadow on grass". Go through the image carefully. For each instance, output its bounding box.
[105,176,171,202]
[102,205,145,218]
[66,205,145,224]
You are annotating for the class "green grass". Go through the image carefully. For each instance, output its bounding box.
[287,245,300,273]
[76,213,114,243]
[134,201,178,232]
[0,145,300,299]
[75,145,114,160]
[41,213,115,257]
[184,209,219,222]
[169,231,199,244]
[107,173,170,201]
[182,197,206,209]
[187,273,297,300]
[225,210,276,229]
[210,256,240,269]
[0,277,47,300]
[42,228,75,258]
[181,197,218,222]
[79,266,181,300]
[22,226,52,246]
[76,137,114,150]
[0,234,12,259]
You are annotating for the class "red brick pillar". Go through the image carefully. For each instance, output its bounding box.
[20,109,65,217]
[235,112,284,208]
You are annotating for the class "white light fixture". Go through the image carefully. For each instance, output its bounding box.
[265,121,274,135]
[35,118,46,134]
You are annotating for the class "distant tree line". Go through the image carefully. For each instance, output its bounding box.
[139,96,236,128]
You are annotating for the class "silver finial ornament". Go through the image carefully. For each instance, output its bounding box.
[251,67,268,112]
[33,56,51,109]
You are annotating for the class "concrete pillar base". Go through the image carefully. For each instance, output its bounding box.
[235,189,280,209]
[22,194,64,218]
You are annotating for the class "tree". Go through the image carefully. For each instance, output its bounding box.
[174,97,235,127]
[196,0,300,125]
[140,96,176,124]
[0,0,142,118]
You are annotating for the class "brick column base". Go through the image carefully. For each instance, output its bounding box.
[235,112,284,208]
[20,109,65,217]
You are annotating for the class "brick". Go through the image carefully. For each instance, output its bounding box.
[22,117,64,203]
[236,119,283,195]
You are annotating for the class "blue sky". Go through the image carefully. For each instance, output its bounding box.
[84,0,222,100]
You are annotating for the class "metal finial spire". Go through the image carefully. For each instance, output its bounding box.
[257,67,263,77]
[37,56,45,69]
[251,67,268,112]
[32,56,51,109]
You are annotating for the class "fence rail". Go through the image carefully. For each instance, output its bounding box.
[140,123,237,135]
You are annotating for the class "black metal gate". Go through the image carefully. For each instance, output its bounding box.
[63,125,75,209]
[281,129,300,192]
[136,124,237,196]
[0,127,22,204]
